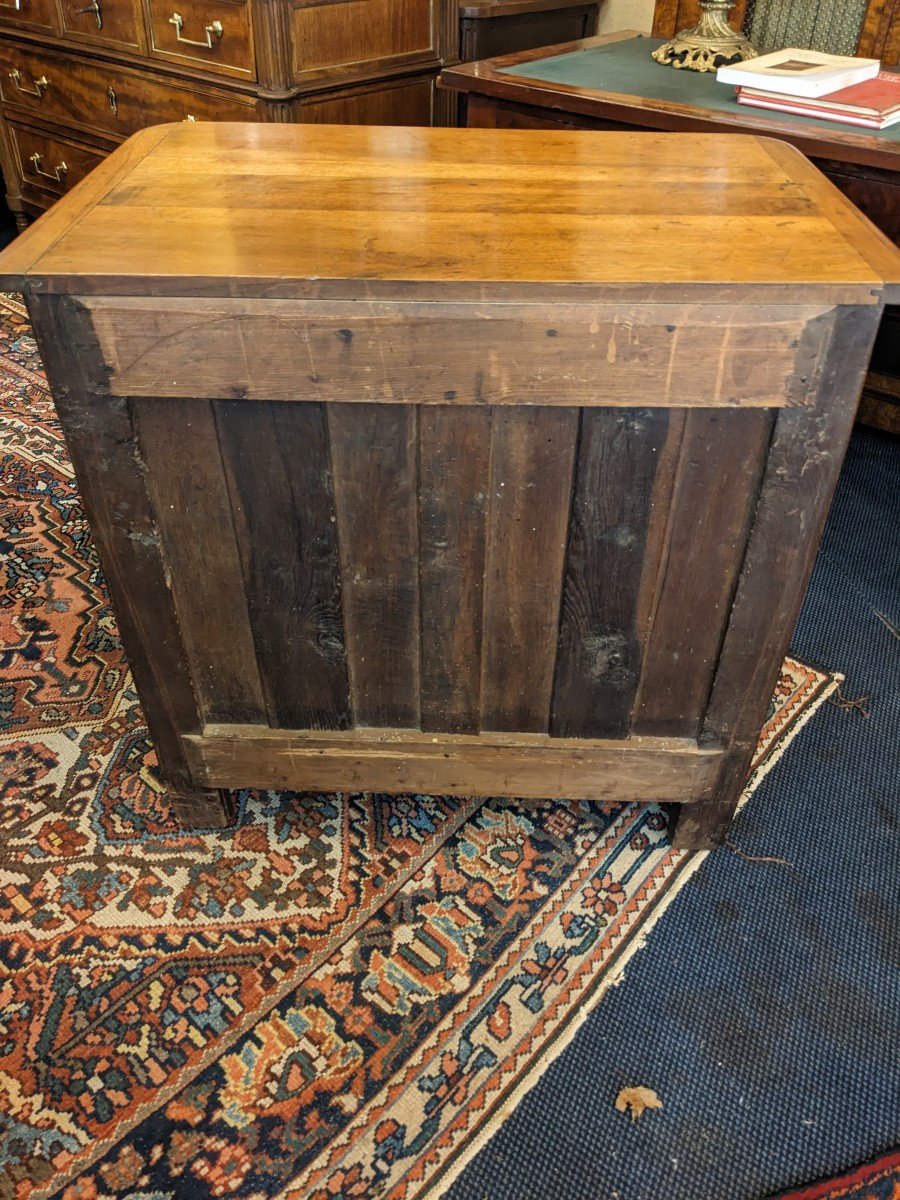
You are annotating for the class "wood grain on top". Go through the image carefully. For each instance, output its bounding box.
[0,121,898,299]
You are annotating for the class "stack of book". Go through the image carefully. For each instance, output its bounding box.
[716,48,900,131]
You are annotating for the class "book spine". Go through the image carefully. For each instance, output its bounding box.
[737,87,882,118]
[737,94,884,127]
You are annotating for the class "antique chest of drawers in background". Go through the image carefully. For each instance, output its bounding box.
[0,0,459,226]
[2,123,898,849]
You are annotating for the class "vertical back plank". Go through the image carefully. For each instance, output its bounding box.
[632,409,775,739]
[419,405,491,733]
[135,398,267,725]
[215,399,351,731]
[328,404,420,728]
[551,408,676,739]
[480,406,579,733]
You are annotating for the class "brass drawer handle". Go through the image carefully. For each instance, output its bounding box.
[8,68,49,96]
[167,11,223,47]
[107,84,117,114]
[29,151,67,181]
[74,0,102,27]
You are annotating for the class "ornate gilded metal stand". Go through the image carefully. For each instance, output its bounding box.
[652,0,757,72]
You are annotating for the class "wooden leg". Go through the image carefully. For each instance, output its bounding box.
[669,798,738,850]
[669,747,751,850]
[166,780,237,830]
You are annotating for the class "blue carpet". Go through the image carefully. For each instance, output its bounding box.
[446,428,900,1200]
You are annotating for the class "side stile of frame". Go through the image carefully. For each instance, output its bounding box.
[675,304,884,848]
[26,294,235,827]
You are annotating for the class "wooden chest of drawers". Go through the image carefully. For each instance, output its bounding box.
[2,122,898,847]
[0,0,458,226]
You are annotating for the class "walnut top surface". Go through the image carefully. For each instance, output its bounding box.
[2,121,898,301]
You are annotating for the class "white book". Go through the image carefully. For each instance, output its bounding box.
[716,48,880,98]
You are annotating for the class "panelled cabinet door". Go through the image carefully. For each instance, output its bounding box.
[290,0,451,86]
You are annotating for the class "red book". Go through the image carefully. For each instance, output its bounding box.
[737,71,900,129]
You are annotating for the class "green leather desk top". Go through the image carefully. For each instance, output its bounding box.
[500,34,900,146]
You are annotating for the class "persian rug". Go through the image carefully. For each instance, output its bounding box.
[767,1150,900,1200]
[0,289,839,1200]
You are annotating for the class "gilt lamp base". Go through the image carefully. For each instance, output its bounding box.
[652,1,757,72]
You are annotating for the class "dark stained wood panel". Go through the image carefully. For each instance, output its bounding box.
[135,397,267,725]
[480,407,579,733]
[215,399,351,731]
[632,409,774,739]
[328,404,420,728]
[551,408,676,739]
[419,405,492,734]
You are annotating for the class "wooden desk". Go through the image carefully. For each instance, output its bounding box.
[440,32,900,240]
[441,31,900,431]
[1,122,897,848]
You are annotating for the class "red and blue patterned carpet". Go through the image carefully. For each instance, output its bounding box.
[772,1150,900,1200]
[0,292,838,1200]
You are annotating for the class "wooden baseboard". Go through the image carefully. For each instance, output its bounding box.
[183,725,723,805]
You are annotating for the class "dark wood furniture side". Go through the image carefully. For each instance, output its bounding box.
[440,32,900,431]
[460,0,597,61]
[2,122,897,849]
[456,0,597,120]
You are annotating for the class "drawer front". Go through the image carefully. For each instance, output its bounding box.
[300,76,436,127]
[8,121,104,197]
[0,0,57,34]
[59,0,145,52]
[146,0,254,79]
[0,43,257,137]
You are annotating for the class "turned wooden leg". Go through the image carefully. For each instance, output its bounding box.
[13,211,29,232]
[165,781,237,830]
